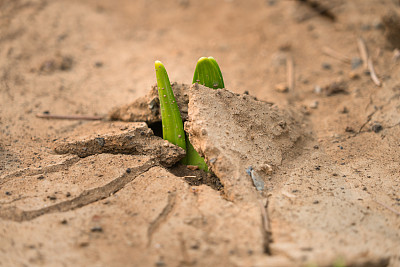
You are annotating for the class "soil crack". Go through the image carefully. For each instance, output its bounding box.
[0,159,156,222]
[147,192,177,247]
[0,156,80,186]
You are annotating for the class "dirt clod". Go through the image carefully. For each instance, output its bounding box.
[53,121,185,167]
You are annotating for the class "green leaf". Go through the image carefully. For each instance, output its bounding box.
[183,57,225,171]
[155,61,186,151]
[185,134,208,171]
[192,57,225,89]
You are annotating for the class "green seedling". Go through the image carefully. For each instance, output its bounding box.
[183,57,225,171]
[192,56,225,89]
[154,57,225,172]
[155,61,186,151]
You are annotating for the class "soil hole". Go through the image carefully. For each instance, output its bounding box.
[147,121,163,138]
[147,121,223,191]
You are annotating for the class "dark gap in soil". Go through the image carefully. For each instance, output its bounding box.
[147,121,163,138]
[169,164,224,191]
[148,121,223,191]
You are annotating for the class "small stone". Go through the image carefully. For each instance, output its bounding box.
[345,126,354,133]
[351,57,363,69]
[126,168,131,174]
[322,62,332,70]
[371,123,383,133]
[94,61,103,68]
[313,200,319,204]
[309,101,319,109]
[61,219,68,225]
[314,85,322,94]
[90,226,103,232]
[47,195,57,200]
[340,107,349,114]
[348,71,360,79]
[37,175,44,180]
[5,191,11,196]
[275,83,288,93]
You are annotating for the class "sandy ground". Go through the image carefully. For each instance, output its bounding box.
[1,0,400,266]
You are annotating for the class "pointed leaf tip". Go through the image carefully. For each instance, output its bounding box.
[155,60,164,69]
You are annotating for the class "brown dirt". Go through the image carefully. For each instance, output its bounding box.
[1,0,400,266]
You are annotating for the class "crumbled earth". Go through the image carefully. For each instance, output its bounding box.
[1,0,400,267]
[53,121,185,166]
[108,83,190,123]
[186,84,304,202]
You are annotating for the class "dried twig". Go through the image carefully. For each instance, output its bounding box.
[322,46,351,64]
[286,55,295,93]
[357,37,369,70]
[373,199,400,216]
[259,199,271,255]
[368,58,382,87]
[357,37,382,87]
[36,113,103,120]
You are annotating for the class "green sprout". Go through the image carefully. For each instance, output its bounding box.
[183,57,225,171]
[154,61,186,151]
[154,57,224,172]
[192,57,225,89]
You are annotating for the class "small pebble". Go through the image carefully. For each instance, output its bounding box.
[91,226,103,233]
[275,83,288,93]
[5,191,11,196]
[348,71,360,79]
[94,61,103,68]
[351,57,363,70]
[313,200,319,204]
[340,107,349,114]
[47,195,57,200]
[314,85,322,94]
[126,168,131,174]
[371,123,383,133]
[322,62,331,70]
[345,126,354,133]
[309,101,319,109]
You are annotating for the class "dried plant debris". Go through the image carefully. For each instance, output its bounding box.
[382,11,400,49]
[108,83,190,123]
[54,121,185,167]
